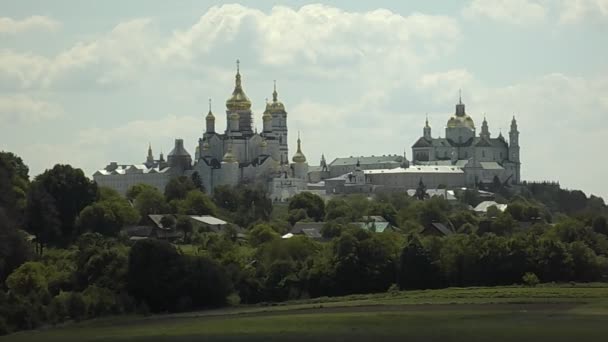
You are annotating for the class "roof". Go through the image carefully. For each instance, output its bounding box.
[365,166,464,175]
[429,222,453,236]
[479,162,504,170]
[355,221,392,233]
[301,228,323,239]
[417,160,470,168]
[474,201,508,213]
[124,226,154,238]
[291,222,325,235]
[363,215,387,223]
[94,164,171,176]
[406,189,457,201]
[190,215,227,226]
[148,214,167,228]
[412,137,432,148]
[329,155,403,166]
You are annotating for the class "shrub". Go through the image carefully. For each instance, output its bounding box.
[522,272,540,287]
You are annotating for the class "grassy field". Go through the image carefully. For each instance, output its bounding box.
[5,285,608,341]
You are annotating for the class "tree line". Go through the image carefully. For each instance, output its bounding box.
[1,150,608,335]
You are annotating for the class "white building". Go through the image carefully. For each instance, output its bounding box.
[94,61,309,198]
[411,95,521,186]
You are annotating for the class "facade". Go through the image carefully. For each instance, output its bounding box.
[411,96,520,186]
[94,61,309,197]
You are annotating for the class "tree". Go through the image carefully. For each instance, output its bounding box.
[35,164,97,238]
[288,192,325,222]
[127,239,183,312]
[191,172,205,193]
[212,185,239,212]
[177,190,217,216]
[76,203,121,236]
[160,215,176,229]
[134,187,168,217]
[0,151,29,223]
[6,262,49,298]
[0,208,34,283]
[415,179,429,200]
[164,176,196,202]
[24,182,61,254]
[287,208,308,226]
[398,235,438,289]
[176,216,193,243]
[592,216,608,235]
[248,224,280,246]
[126,183,157,202]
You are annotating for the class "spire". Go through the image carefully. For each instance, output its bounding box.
[235,59,241,88]
[226,59,251,111]
[147,143,154,163]
[208,98,212,113]
[292,131,307,163]
[425,113,429,127]
[273,80,278,102]
[459,89,462,105]
[159,148,165,162]
[455,90,466,116]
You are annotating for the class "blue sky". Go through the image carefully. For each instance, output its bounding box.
[1,0,608,199]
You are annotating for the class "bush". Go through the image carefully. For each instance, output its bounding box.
[522,272,540,287]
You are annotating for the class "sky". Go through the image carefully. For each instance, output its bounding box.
[1,0,608,199]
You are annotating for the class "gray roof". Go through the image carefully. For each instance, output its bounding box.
[189,215,227,226]
[291,222,325,235]
[168,139,191,157]
[329,155,403,166]
[479,162,504,170]
[429,222,453,236]
[301,228,323,239]
[355,221,393,233]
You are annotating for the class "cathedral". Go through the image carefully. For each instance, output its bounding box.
[411,94,520,186]
[94,61,310,198]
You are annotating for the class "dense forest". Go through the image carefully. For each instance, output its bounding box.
[1,150,608,335]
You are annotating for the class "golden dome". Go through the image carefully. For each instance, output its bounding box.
[262,106,272,121]
[226,60,252,111]
[222,143,238,163]
[206,98,215,121]
[292,134,307,163]
[446,114,475,129]
[268,81,286,114]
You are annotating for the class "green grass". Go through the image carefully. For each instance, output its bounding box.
[5,285,608,341]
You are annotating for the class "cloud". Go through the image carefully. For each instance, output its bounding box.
[559,0,608,23]
[0,15,60,34]
[161,4,461,71]
[0,18,157,90]
[462,0,547,25]
[0,95,63,125]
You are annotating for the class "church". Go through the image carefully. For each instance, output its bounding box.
[93,61,310,198]
[411,94,521,186]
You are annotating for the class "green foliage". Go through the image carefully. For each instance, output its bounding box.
[398,235,439,289]
[0,209,34,283]
[0,151,29,223]
[34,164,98,239]
[24,182,61,254]
[126,183,157,202]
[6,262,49,298]
[160,215,176,229]
[288,192,325,222]
[248,224,280,247]
[287,208,308,226]
[176,215,193,243]
[175,190,217,216]
[164,176,197,202]
[134,186,168,217]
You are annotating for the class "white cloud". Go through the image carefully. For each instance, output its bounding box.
[0,18,157,89]
[0,95,63,125]
[559,0,608,23]
[0,15,60,34]
[462,0,547,25]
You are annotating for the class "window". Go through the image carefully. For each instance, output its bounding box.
[482,150,486,158]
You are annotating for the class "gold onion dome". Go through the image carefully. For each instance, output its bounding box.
[226,60,252,111]
[292,134,307,163]
[267,80,286,114]
[206,98,215,120]
[263,101,272,121]
[447,95,475,129]
[222,144,238,163]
